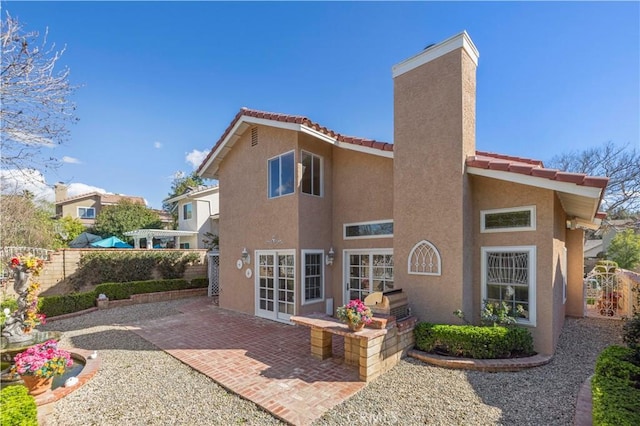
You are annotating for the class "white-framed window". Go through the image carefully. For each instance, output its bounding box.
[78,207,96,219]
[183,203,193,220]
[408,240,442,276]
[302,250,324,304]
[344,220,394,240]
[179,242,190,249]
[481,246,536,326]
[268,151,295,198]
[480,206,536,233]
[301,151,322,197]
[344,249,394,302]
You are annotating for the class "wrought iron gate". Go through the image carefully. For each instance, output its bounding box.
[207,251,220,301]
[584,261,631,318]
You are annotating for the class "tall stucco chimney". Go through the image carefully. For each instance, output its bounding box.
[392,31,479,324]
[54,182,68,202]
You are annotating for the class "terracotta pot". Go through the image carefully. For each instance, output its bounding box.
[348,321,365,332]
[20,375,53,396]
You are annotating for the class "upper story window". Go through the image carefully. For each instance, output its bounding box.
[268,151,295,198]
[344,220,394,239]
[481,206,536,233]
[301,151,322,197]
[78,207,95,219]
[183,203,193,220]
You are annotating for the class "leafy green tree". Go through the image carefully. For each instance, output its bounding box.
[54,215,85,247]
[162,171,206,222]
[94,200,161,241]
[0,192,57,248]
[607,229,640,270]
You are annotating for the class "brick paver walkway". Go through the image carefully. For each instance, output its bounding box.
[129,297,364,426]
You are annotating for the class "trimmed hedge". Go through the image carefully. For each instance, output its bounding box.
[0,385,37,426]
[70,251,201,289]
[592,345,640,426]
[414,322,534,359]
[36,277,208,318]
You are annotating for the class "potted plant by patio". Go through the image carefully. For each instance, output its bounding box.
[336,299,373,332]
[12,340,72,396]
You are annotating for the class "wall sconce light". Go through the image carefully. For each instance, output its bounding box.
[241,247,251,265]
[326,247,335,266]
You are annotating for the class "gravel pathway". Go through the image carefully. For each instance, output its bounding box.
[41,299,623,426]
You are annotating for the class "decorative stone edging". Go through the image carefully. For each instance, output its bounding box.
[33,348,101,406]
[408,349,553,372]
[573,375,593,426]
[45,288,208,322]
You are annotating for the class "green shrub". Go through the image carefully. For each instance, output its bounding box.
[0,385,37,426]
[592,346,640,426]
[70,251,201,289]
[414,322,534,359]
[190,277,209,288]
[623,314,640,362]
[39,291,98,317]
[94,279,191,301]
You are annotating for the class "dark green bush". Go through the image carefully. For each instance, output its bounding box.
[623,313,640,363]
[71,251,201,289]
[189,277,209,288]
[94,279,191,301]
[414,322,534,359]
[592,345,640,426]
[39,291,98,317]
[0,385,37,426]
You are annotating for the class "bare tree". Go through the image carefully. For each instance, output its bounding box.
[1,12,77,174]
[548,142,640,216]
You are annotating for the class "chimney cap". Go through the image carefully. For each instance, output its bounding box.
[392,31,479,78]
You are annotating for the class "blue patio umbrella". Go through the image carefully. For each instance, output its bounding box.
[90,236,133,248]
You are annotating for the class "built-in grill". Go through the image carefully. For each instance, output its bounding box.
[364,289,410,320]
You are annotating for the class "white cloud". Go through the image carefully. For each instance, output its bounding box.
[62,156,81,164]
[0,169,108,202]
[185,149,209,169]
[154,141,163,149]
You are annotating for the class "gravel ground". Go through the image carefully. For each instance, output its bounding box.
[41,298,623,426]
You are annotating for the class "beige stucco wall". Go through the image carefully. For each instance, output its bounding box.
[566,228,586,317]
[58,196,101,226]
[393,48,477,325]
[472,176,559,355]
[330,147,394,311]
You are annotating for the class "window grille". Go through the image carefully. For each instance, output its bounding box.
[408,240,441,276]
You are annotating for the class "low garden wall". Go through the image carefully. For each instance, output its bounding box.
[2,249,208,297]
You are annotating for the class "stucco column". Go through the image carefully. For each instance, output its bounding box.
[566,228,585,317]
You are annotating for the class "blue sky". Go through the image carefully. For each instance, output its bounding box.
[3,1,639,209]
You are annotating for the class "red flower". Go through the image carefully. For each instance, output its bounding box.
[10,257,20,266]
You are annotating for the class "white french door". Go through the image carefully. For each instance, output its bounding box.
[255,250,295,322]
[343,249,394,303]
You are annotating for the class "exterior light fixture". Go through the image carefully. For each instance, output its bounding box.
[241,247,251,265]
[326,247,335,265]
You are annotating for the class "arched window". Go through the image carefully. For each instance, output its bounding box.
[408,240,441,276]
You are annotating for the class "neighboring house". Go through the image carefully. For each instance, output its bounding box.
[196,32,608,355]
[163,185,220,249]
[585,218,639,257]
[54,183,146,226]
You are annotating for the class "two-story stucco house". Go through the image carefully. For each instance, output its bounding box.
[54,183,147,227]
[164,185,220,249]
[196,32,608,355]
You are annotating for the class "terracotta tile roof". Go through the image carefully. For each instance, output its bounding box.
[467,151,609,189]
[198,108,609,202]
[56,192,145,206]
[197,107,393,175]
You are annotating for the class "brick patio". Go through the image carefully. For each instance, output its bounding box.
[128,297,364,426]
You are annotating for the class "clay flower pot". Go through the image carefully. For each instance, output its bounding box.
[20,375,53,396]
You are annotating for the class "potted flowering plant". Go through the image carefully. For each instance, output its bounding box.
[12,340,72,396]
[336,299,373,331]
